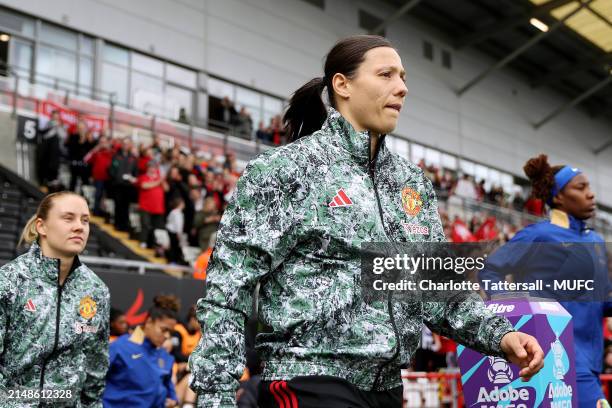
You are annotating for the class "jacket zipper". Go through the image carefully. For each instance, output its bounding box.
[39,259,64,396]
[367,135,402,391]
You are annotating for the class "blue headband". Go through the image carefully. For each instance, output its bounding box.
[550,165,582,202]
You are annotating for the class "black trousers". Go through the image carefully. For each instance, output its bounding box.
[69,162,89,192]
[113,184,132,231]
[256,376,403,408]
[139,211,164,246]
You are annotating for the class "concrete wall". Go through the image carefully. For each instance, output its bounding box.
[2,0,611,205]
[0,111,18,173]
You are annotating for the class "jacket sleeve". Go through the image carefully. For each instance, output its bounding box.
[419,177,514,357]
[0,266,12,394]
[477,229,538,298]
[80,286,110,407]
[189,156,303,407]
[165,356,178,403]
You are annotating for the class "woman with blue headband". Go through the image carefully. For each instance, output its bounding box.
[480,154,611,407]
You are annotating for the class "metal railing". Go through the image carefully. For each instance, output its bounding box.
[0,64,274,167]
[80,255,192,277]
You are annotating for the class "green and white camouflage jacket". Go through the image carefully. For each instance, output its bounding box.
[0,242,110,407]
[190,108,514,407]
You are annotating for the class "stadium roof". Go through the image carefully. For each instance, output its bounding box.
[377,0,612,136]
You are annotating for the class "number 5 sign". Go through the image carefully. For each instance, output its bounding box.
[17,115,38,143]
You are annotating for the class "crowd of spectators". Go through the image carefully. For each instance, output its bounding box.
[34,112,556,275]
[210,95,287,145]
[418,159,544,217]
[35,112,546,269]
[37,113,239,268]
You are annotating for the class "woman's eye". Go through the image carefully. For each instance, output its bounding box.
[381,72,391,78]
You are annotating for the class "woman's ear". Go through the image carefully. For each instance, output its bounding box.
[332,73,350,100]
[35,218,46,238]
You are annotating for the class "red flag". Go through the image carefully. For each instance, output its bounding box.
[475,216,499,241]
[451,218,476,242]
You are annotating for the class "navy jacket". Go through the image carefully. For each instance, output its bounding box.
[479,209,611,375]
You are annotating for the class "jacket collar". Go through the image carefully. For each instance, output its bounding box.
[322,107,388,167]
[549,209,586,232]
[28,241,82,284]
[129,326,156,351]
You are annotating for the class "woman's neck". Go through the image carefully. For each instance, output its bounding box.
[40,241,74,285]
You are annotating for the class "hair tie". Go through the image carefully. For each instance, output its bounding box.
[548,165,582,205]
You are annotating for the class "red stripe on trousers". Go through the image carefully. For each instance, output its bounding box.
[281,381,298,408]
[274,380,292,408]
[269,381,285,408]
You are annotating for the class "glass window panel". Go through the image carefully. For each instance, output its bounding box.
[166,63,196,88]
[474,164,488,182]
[197,91,208,123]
[410,143,425,164]
[198,72,207,90]
[489,169,501,185]
[165,84,193,120]
[0,9,34,37]
[41,23,77,51]
[425,148,441,166]
[131,71,164,114]
[207,77,234,99]
[501,174,514,191]
[36,45,76,87]
[103,43,128,66]
[238,104,259,121]
[132,52,163,77]
[236,86,260,108]
[387,136,408,158]
[395,138,409,158]
[459,159,475,176]
[263,95,283,113]
[11,38,32,75]
[101,62,128,104]
[262,110,278,129]
[78,56,93,95]
[441,153,457,170]
[80,35,94,56]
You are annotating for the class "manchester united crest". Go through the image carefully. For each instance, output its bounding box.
[401,187,422,216]
[79,296,97,320]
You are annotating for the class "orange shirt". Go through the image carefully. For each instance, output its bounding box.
[173,323,201,357]
[193,248,213,280]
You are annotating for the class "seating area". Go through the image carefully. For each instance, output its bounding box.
[0,164,144,266]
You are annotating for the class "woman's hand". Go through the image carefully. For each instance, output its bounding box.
[500,331,544,381]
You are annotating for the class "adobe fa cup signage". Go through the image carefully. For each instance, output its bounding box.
[458,297,577,408]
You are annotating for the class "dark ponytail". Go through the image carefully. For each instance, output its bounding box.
[283,77,328,142]
[283,35,394,142]
[523,153,564,206]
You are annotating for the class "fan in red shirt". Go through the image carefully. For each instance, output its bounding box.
[84,136,114,216]
[137,160,167,248]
